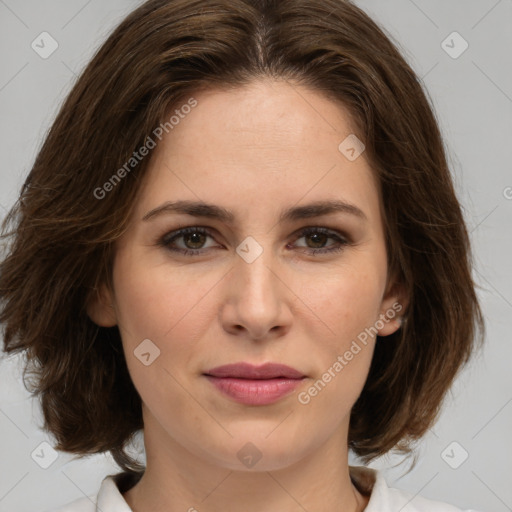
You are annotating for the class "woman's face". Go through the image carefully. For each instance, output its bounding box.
[89,79,403,471]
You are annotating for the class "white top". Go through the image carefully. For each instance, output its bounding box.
[44,465,483,512]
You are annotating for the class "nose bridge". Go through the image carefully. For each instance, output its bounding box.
[234,239,279,301]
[224,237,290,338]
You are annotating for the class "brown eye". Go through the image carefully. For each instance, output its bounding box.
[159,226,349,257]
[160,227,218,256]
[292,227,349,255]
[181,231,208,249]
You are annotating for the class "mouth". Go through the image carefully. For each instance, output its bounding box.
[203,362,306,405]
[203,362,305,380]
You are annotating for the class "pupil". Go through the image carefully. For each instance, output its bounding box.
[308,233,326,248]
[182,232,327,250]
[186,232,205,249]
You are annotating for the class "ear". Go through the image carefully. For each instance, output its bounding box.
[376,276,409,337]
[86,282,117,327]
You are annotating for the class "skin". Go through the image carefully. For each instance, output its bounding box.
[88,78,406,512]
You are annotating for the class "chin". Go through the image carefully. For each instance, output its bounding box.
[198,428,315,472]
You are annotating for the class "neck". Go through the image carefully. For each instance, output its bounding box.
[123,414,370,512]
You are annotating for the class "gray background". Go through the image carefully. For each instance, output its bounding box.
[0,1,511,511]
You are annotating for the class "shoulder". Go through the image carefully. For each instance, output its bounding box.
[41,495,96,512]
[40,472,134,512]
[384,484,482,512]
[349,465,484,512]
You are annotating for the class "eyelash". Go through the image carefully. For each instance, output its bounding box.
[158,226,350,257]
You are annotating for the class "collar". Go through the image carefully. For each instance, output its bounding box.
[96,465,386,511]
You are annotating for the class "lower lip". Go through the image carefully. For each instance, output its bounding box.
[204,376,304,405]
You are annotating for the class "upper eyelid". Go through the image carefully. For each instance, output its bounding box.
[162,225,349,245]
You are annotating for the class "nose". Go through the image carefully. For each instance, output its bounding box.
[220,247,293,341]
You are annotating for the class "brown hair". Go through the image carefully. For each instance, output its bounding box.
[0,0,484,475]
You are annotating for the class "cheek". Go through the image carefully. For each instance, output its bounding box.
[297,263,385,344]
[110,256,211,416]
[112,251,219,345]
[110,253,227,414]
[293,261,385,402]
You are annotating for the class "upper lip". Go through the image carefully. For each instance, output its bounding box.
[204,362,305,379]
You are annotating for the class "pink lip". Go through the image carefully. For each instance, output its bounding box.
[204,363,306,405]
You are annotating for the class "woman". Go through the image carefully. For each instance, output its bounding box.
[0,0,484,510]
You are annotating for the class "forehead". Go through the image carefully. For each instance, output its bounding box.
[134,79,381,228]
[166,79,359,154]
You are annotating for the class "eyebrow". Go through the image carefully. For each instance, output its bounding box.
[142,199,367,223]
